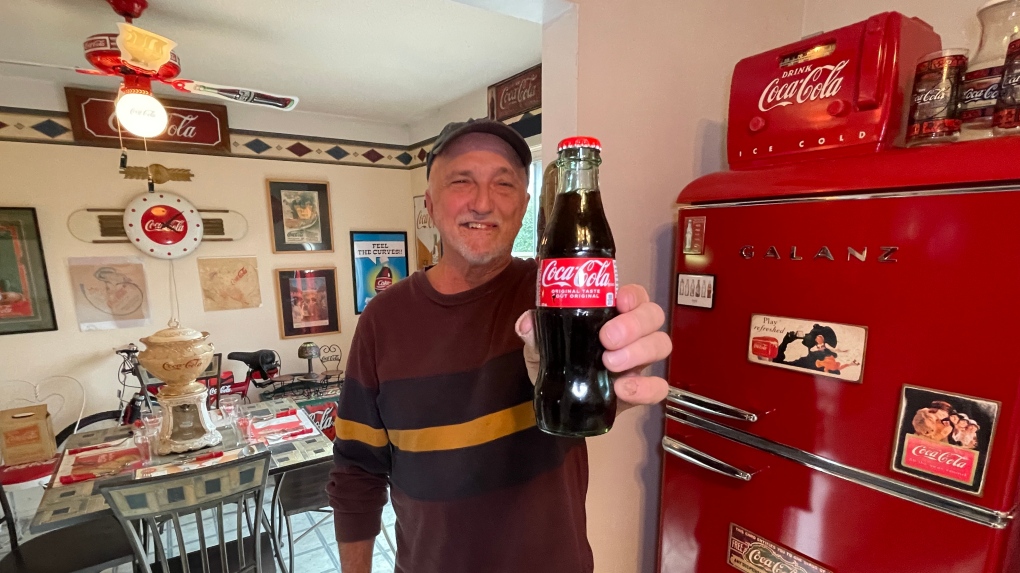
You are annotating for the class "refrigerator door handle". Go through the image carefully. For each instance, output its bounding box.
[662,436,753,482]
[667,387,759,422]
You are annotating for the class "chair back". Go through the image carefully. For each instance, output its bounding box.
[100,450,272,573]
[317,344,343,373]
[0,481,19,552]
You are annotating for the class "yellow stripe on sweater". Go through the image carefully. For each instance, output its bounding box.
[336,419,389,448]
[388,402,536,453]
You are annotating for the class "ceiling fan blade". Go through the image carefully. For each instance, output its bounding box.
[0,59,105,75]
[164,79,298,111]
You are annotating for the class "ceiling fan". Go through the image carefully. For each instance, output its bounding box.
[1,0,299,137]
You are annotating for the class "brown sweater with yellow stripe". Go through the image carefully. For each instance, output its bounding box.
[326,258,593,573]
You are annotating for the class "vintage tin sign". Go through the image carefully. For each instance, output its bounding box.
[891,385,1000,495]
[728,524,833,573]
[747,314,866,382]
[681,216,706,255]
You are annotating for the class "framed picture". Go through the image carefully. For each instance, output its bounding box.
[350,231,409,314]
[274,267,340,338]
[266,180,333,253]
[68,256,150,331]
[0,208,57,336]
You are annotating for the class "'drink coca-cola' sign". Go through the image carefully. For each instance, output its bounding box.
[65,87,231,154]
[487,65,541,122]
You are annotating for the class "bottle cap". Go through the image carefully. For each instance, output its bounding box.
[557,136,602,152]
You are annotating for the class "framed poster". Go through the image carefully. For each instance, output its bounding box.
[274,267,340,339]
[68,256,150,331]
[0,208,57,335]
[266,180,333,253]
[412,195,442,270]
[350,231,408,314]
[197,256,262,311]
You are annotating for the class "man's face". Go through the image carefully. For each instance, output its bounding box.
[425,133,529,267]
[294,202,314,220]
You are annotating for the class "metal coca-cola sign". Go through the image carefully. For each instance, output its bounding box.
[538,258,617,308]
[487,65,541,122]
[65,87,231,154]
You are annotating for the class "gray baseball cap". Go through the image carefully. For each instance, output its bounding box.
[426,118,532,179]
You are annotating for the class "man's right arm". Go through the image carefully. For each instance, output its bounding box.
[327,318,392,571]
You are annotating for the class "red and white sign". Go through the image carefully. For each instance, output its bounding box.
[901,434,979,485]
[538,258,617,308]
[65,87,231,154]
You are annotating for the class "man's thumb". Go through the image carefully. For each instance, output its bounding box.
[515,310,539,385]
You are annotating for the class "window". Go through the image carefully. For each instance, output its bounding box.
[512,149,543,258]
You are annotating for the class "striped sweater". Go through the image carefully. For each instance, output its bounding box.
[327,257,594,573]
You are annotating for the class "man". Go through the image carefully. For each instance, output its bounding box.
[327,118,671,573]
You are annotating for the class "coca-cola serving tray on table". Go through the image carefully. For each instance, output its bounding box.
[727,12,941,170]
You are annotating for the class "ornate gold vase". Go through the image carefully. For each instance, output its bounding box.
[137,321,222,454]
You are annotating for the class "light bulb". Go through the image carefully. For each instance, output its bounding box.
[115,92,168,138]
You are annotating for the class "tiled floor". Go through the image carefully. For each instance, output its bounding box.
[0,484,398,572]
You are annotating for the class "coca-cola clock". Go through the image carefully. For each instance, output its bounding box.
[123,192,203,259]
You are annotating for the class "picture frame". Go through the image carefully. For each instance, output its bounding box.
[350,231,409,314]
[266,180,334,253]
[274,267,340,339]
[0,207,58,336]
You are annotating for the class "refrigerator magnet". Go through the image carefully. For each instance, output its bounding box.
[891,385,1000,496]
[747,314,867,383]
[681,216,706,255]
[676,273,714,309]
[728,524,833,573]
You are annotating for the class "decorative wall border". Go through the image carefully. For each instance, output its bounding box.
[0,106,541,170]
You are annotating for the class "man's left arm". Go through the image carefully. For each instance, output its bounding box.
[515,284,672,408]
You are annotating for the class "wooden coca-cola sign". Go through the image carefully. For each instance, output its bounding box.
[65,87,231,154]
[487,64,541,122]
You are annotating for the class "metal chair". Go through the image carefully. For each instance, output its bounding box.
[0,481,134,573]
[268,460,394,572]
[317,345,344,384]
[100,450,274,573]
[268,461,333,573]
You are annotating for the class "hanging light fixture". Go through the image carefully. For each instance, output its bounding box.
[115,75,167,138]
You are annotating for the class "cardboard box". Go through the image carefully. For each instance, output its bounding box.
[0,405,57,467]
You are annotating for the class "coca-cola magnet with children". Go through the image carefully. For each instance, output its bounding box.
[892,385,1000,495]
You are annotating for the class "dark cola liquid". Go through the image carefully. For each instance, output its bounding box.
[535,188,618,437]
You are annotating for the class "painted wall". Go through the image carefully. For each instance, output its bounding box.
[0,141,413,417]
[802,0,989,52]
[543,1,805,571]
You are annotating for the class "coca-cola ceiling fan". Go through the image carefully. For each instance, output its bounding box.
[2,0,299,139]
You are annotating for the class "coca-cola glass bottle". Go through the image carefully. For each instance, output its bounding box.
[534,136,618,437]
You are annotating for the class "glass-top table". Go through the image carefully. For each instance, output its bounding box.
[30,397,334,534]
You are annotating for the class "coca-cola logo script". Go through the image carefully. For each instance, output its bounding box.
[758,60,849,112]
[538,258,617,309]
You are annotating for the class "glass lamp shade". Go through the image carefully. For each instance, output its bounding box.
[115,92,168,138]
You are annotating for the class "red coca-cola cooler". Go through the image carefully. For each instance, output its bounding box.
[659,12,1020,573]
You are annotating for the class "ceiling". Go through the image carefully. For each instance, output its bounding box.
[0,0,541,125]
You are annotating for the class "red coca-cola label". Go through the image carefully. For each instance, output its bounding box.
[141,206,187,245]
[538,258,617,308]
[901,434,979,485]
[750,336,779,360]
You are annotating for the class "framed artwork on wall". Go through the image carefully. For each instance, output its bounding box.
[274,267,340,339]
[0,207,58,336]
[68,256,151,331]
[266,180,334,253]
[350,231,409,314]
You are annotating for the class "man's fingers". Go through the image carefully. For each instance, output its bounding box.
[603,331,672,372]
[614,375,669,406]
[617,284,650,314]
[515,311,539,385]
[515,310,535,338]
[600,301,666,350]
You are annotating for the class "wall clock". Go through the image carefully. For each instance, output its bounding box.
[123,192,203,259]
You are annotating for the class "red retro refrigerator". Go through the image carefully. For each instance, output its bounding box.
[659,12,1020,573]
